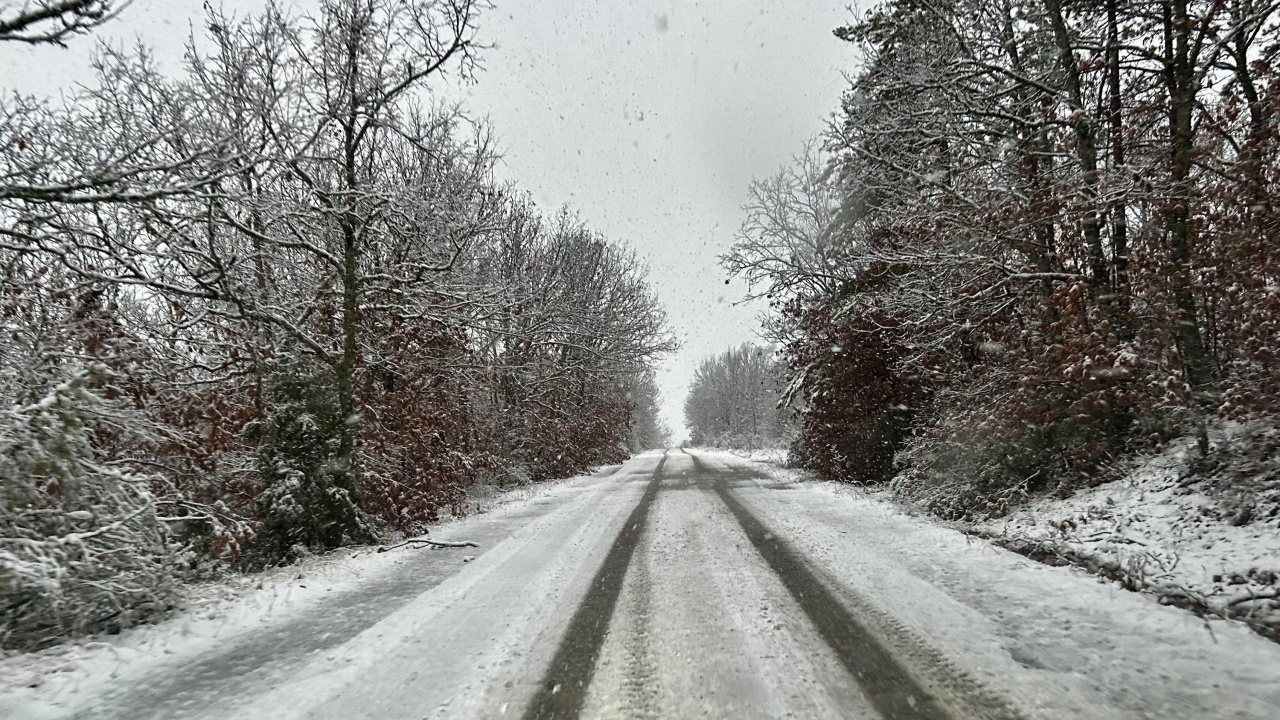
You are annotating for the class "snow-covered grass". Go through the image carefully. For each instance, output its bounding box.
[972,422,1280,642]
[0,542,394,707]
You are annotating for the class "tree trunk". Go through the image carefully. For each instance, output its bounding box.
[1163,0,1215,394]
[337,11,363,485]
[1106,0,1130,325]
[1043,0,1108,293]
[339,215,360,466]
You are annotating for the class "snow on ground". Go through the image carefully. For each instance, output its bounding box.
[583,452,878,718]
[8,446,1279,720]
[0,458,641,720]
[0,541,405,704]
[692,445,789,466]
[973,426,1280,641]
[233,456,658,720]
[702,449,1280,720]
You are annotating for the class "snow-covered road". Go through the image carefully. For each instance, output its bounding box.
[4,449,1280,719]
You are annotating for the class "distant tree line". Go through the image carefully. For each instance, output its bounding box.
[724,0,1280,517]
[627,369,674,452]
[0,0,673,649]
[683,344,790,449]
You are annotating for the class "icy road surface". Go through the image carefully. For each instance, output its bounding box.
[4,449,1280,719]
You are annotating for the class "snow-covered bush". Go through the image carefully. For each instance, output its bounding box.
[0,369,175,650]
[249,370,377,563]
[777,303,920,485]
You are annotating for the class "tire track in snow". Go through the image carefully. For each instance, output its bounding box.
[522,451,667,720]
[618,520,660,719]
[689,451,1027,720]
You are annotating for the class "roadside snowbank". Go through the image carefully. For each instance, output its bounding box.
[974,424,1280,641]
[0,542,403,714]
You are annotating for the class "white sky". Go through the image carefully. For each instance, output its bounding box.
[0,0,856,441]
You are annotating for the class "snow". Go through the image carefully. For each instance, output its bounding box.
[0,457,654,720]
[583,451,878,718]
[701,449,1280,720]
[975,430,1280,640]
[692,445,789,466]
[7,447,1279,719]
[1,549,404,718]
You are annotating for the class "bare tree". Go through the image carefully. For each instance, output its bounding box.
[722,139,844,305]
[684,344,788,449]
[0,0,123,45]
[733,0,1280,515]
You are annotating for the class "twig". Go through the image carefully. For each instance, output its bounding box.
[377,537,479,552]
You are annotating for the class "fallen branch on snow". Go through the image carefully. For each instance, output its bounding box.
[976,531,1280,642]
[377,537,479,552]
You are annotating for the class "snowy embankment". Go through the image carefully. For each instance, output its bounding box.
[972,421,1280,642]
[1,544,400,700]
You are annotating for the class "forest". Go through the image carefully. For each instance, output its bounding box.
[0,0,673,649]
[682,343,790,449]
[721,0,1280,515]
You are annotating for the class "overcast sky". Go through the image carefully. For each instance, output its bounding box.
[0,0,856,441]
